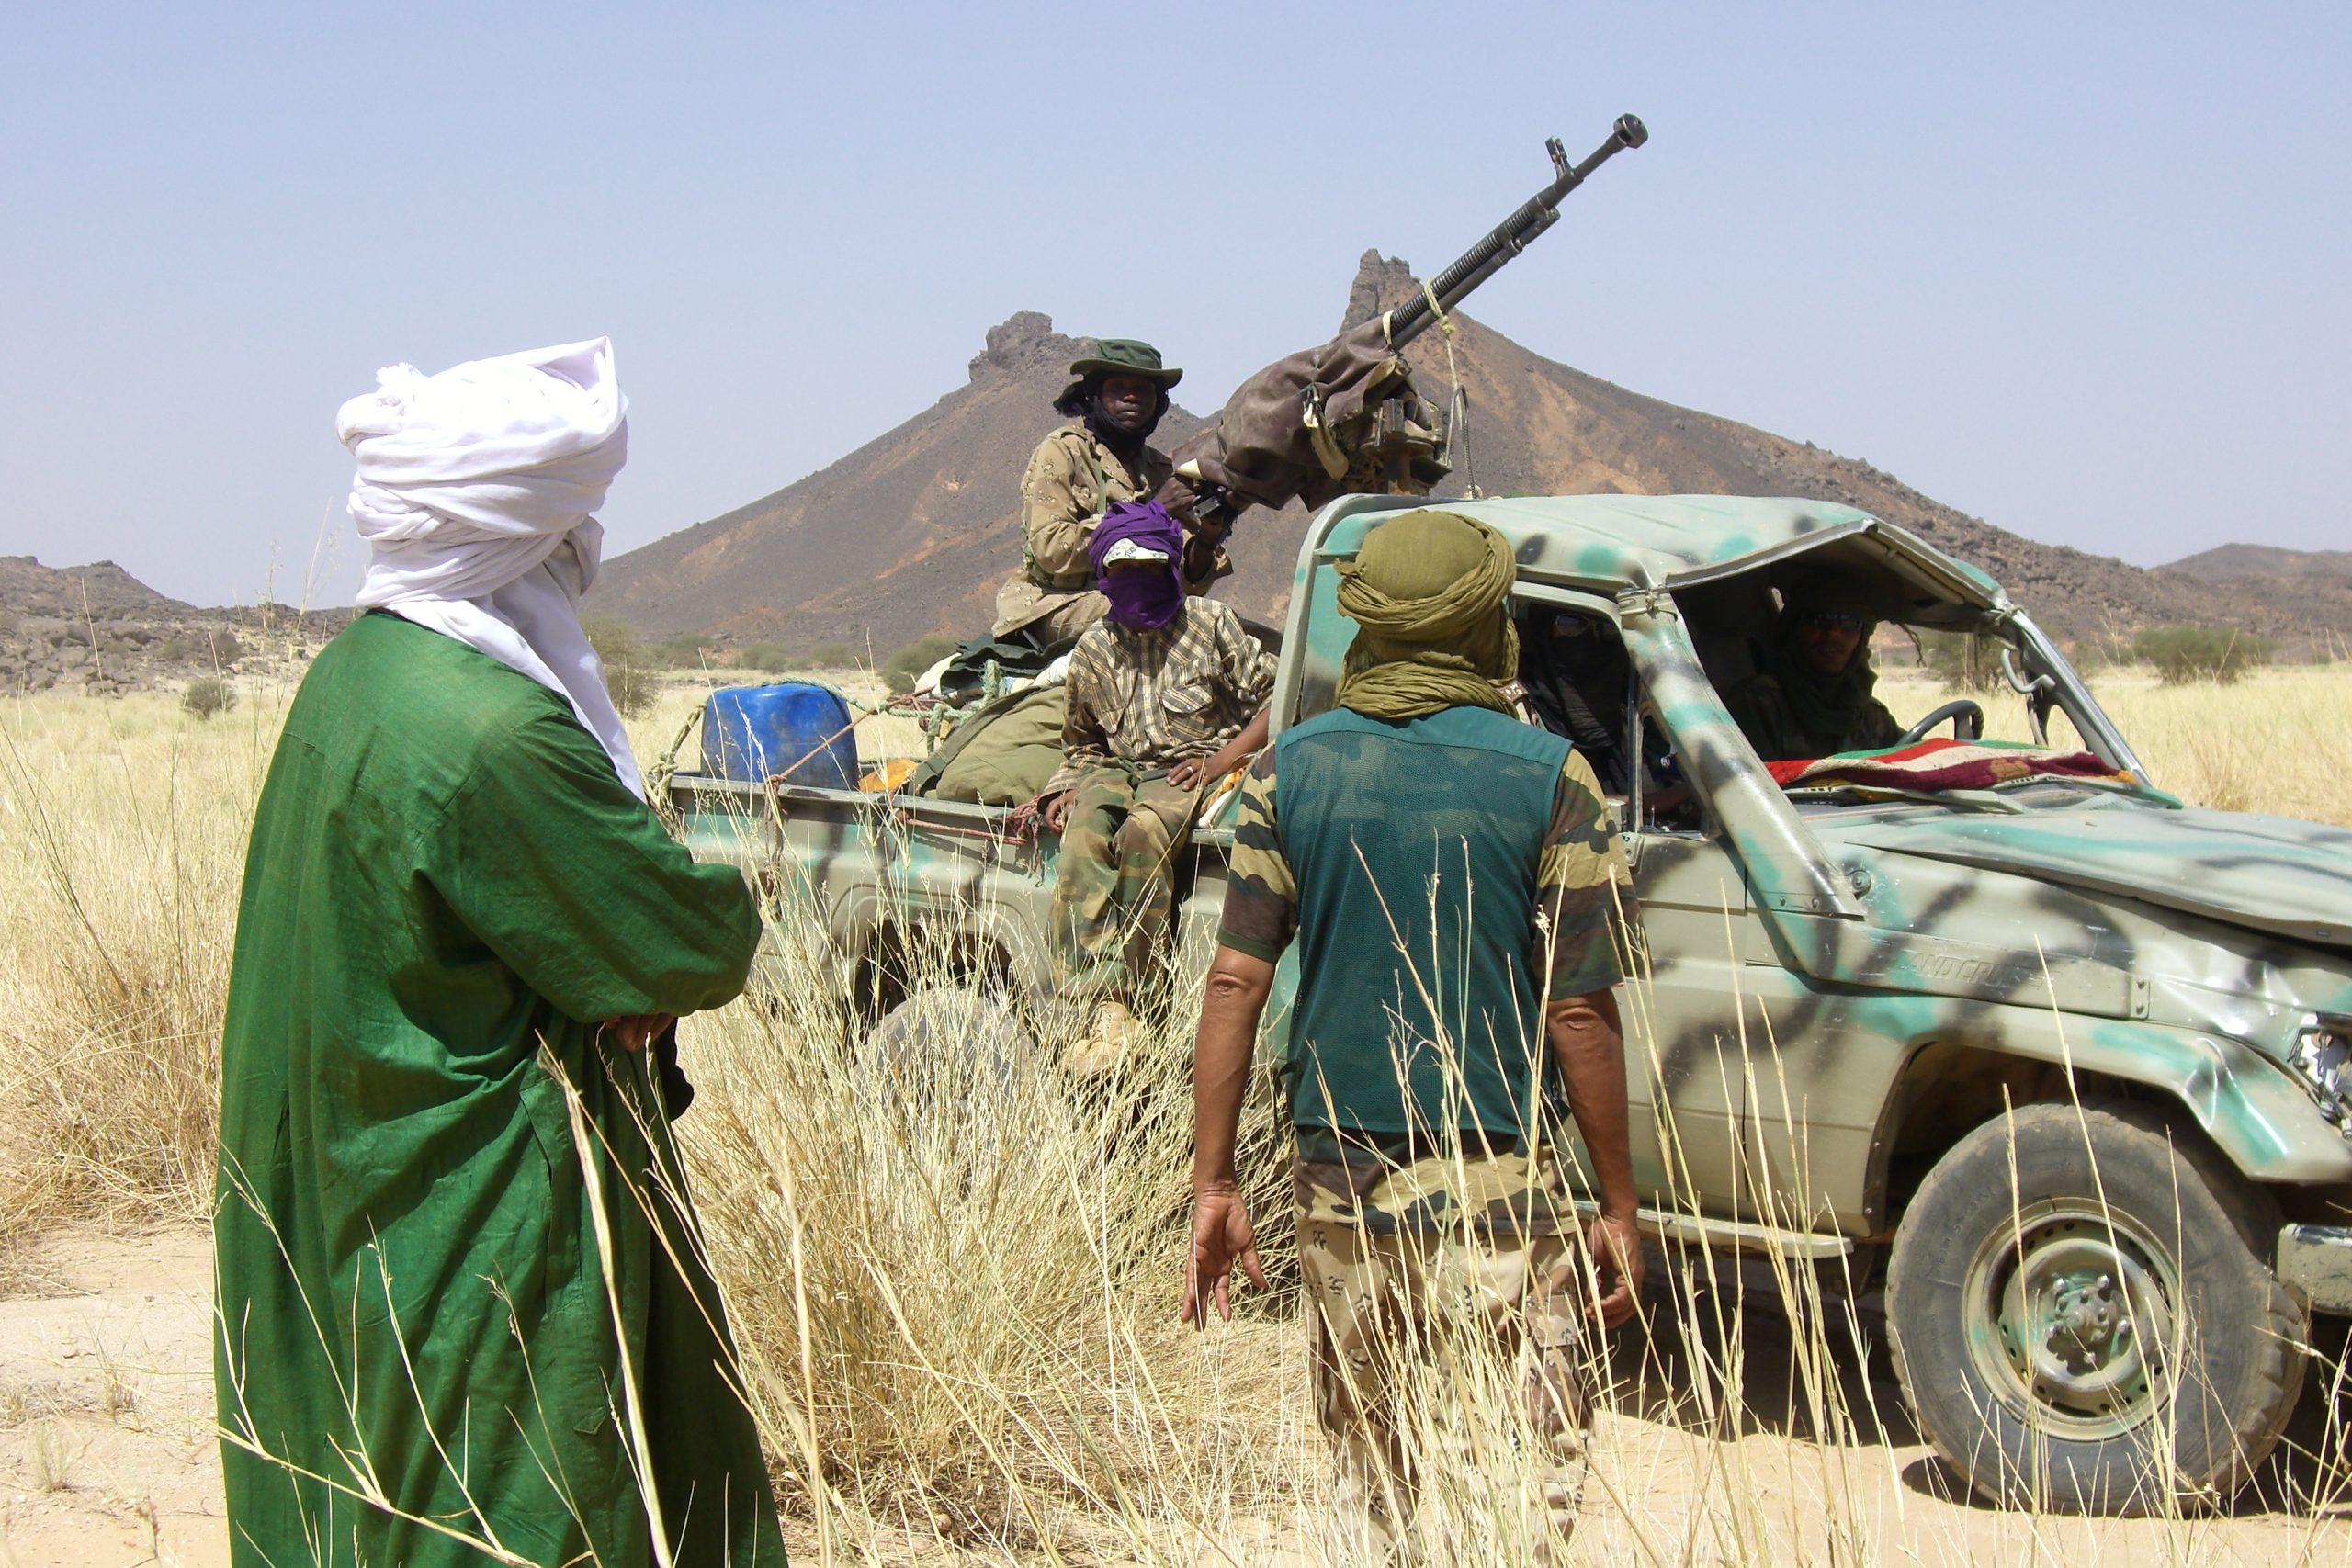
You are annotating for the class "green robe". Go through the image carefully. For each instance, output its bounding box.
[213,611,786,1567]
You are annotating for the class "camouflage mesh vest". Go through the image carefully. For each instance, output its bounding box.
[1273,705,1571,1141]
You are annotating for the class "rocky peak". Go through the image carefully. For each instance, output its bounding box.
[1342,251,1421,332]
[967,310,1089,383]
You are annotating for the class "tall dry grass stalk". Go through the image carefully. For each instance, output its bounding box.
[7,663,2352,1561]
[0,689,288,1265]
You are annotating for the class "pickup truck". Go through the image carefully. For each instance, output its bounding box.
[668,491,2352,1515]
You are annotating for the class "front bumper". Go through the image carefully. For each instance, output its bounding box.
[2278,1224,2352,1314]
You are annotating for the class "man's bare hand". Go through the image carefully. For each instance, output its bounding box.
[607,1013,676,1054]
[1584,1211,1645,1326]
[1168,751,1238,791]
[1043,790,1075,831]
[1181,1187,1266,1328]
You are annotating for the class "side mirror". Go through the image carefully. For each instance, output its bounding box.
[2000,647,2058,747]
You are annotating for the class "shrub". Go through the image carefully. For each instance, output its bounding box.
[2132,624,2271,686]
[181,676,236,721]
[652,632,709,669]
[808,640,854,668]
[2065,636,2118,675]
[1915,629,2005,694]
[740,642,794,674]
[879,633,960,694]
[582,616,658,717]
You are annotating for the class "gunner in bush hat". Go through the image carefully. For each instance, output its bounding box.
[993,338,1228,646]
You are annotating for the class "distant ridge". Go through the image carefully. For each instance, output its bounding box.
[0,555,345,694]
[597,254,2347,657]
[2162,544,2352,581]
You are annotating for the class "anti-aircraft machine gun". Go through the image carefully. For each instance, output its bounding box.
[1160,113,1647,537]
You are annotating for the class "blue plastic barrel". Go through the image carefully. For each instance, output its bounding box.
[702,683,859,788]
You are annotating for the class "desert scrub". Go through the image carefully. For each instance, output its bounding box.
[2132,624,2273,685]
[0,692,277,1258]
[180,674,236,720]
[674,970,1303,1545]
[881,634,959,695]
[1912,629,2005,694]
[582,615,659,718]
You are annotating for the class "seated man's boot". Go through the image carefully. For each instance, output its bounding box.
[1058,997,1136,1079]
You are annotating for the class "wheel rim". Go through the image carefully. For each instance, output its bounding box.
[1961,1199,2181,1442]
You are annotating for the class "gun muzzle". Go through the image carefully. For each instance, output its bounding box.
[1384,114,1647,347]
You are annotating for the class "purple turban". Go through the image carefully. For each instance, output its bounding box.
[1090,500,1185,630]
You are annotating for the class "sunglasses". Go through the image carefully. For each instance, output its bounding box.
[1796,609,1866,633]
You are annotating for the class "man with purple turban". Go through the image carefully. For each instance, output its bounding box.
[212,339,786,1566]
[1032,500,1273,1068]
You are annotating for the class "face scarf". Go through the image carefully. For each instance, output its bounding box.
[1770,611,1883,751]
[338,337,644,795]
[1090,500,1186,630]
[1333,510,1519,720]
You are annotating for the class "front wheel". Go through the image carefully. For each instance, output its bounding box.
[1885,1100,2304,1514]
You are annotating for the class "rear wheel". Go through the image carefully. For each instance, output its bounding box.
[1885,1100,2304,1514]
[856,985,1036,1107]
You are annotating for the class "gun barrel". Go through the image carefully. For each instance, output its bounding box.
[1383,113,1646,348]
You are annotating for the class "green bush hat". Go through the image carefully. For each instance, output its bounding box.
[1781,570,1892,625]
[1065,339,1182,388]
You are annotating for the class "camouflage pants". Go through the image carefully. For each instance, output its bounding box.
[1049,766,1197,999]
[1297,1147,1592,1558]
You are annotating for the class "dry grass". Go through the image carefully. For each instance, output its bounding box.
[7,659,2352,1562]
[1879,662,2352,822]
[0,687,288,1272]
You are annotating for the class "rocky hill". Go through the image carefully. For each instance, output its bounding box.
[2163,544,2352,582]
[596,253,2348,658]
[0,556,345,695]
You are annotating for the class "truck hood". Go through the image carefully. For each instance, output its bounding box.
[1826,799,2352,951]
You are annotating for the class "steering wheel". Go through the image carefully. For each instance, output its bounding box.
[1897,698,1984,746]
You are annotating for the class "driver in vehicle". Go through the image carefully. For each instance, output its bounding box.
[1723,574,1905,761]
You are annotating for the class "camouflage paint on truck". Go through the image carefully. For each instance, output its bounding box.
[673,491,2352,1512]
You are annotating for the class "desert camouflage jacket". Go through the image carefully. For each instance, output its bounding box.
[994,422,1229,637]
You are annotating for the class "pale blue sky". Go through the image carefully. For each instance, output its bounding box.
[3,2,2345,608]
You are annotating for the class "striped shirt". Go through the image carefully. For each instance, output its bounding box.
[1046,597,1276,795]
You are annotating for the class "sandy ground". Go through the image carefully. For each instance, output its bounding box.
[4,1229,2350,1567]
[0,1227,225,1567]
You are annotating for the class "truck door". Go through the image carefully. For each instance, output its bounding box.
[1512,591,1749,1220]
[1622,828,1754,1219]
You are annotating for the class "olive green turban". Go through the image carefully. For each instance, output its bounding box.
[1332,509,1519,721]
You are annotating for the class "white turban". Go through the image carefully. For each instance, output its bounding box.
[339,337,645,796]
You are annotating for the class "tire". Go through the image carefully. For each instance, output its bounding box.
[856,985,1036,1108]
[1884,1100,2305,1515]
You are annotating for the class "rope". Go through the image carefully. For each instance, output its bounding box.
[646,707,706,835]
[1419,276,1481,501]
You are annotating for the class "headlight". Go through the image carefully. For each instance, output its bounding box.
[2290,1023,2352,1136]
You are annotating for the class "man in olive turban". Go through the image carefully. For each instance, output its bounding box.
[1180,509,1644,1553]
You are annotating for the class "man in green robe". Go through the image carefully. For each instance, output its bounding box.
[215,339,786,1566]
